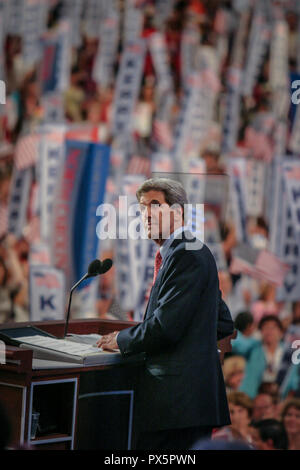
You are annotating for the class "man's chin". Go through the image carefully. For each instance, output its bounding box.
[147,229,161,240]
[148,233,161,240]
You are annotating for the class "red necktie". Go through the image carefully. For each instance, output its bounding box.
[153,250,162,285]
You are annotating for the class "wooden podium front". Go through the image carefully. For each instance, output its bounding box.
[0,319,143,450]
[0,319,235,450]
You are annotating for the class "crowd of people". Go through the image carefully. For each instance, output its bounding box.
[0,0,299,449]
[214,311,300,449]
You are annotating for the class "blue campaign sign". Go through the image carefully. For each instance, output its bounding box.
[70,141,111,286]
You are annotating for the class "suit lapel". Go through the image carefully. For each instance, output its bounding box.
[143,231,197,321]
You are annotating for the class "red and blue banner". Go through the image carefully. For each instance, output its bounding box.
[51,140,110,288]
[39,21,71,94]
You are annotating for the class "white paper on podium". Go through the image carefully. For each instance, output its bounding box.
[32,359,84,369]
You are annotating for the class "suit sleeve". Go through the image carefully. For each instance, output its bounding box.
[117,251,207,357]
[217,290,234,340]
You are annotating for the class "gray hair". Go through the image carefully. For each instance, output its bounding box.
[136,178,188,210]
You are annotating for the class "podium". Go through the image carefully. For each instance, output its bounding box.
[0,319,143,450]
[0,319,235,450]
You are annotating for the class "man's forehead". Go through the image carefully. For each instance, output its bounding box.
[139,190,166,204]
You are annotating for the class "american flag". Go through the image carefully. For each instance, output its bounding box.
[14,134,40,170]
[152,119,173,150]
[34,270,61,289]
[127,155,151,176]
[30,244,51,266]
[255,250,290,286]
[230,244,290,287]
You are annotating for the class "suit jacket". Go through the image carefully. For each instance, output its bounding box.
[117,231,234,432]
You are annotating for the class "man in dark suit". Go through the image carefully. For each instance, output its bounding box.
[97,177,234,450]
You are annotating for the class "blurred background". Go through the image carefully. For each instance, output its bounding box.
[0,0,299,449]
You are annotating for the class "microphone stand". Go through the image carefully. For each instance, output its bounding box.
[63,259,112,338]
[64,273,93,338]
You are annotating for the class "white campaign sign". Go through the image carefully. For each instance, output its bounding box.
[8,167,32,239]
[111,40,146,137]
[29,265,65,321]
[39,133,64,242]
[92,12,120,87]
[283,161,300,235]
[242,11,271,96]
[148,32,173,95]
[245,159,265,217]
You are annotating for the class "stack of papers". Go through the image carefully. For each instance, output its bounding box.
[18,334,122,366]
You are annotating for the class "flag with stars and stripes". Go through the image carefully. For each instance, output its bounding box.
[230,243,290,287]
[126,155,151,176]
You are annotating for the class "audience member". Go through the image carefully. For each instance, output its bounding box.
[250,419,288,450]
[231,311,259,359]
[281,398,300,450]
[252,393,278,423]
[0,234,29,322]
[213,391,253,445]
[239,316,287,399]
[223,355,246,393]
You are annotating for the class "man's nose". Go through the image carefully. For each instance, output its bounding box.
[146,205,153,217]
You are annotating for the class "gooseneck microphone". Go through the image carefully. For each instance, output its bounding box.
[100,258,113,274]
[63,258,113,337]
[70,259,102,292]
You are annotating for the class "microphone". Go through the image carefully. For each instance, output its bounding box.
[87,259,103,277]
[63,259,112,338]
[100,258,113,274]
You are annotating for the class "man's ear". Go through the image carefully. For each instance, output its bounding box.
[176,204,184,219]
